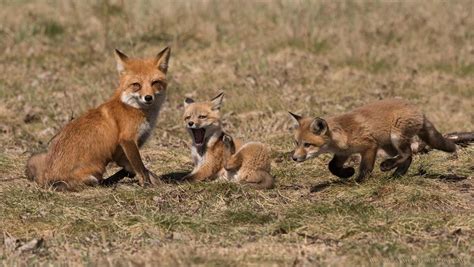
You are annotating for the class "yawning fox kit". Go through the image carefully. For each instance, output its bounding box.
[182,93,274,189]
[25,46,460,191]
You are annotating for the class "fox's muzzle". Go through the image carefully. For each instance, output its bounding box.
[291,154,306,162]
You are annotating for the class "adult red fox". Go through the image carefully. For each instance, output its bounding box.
[26,47,171,190]
[290,99,456,182]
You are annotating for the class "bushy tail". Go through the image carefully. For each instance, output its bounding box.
[417,117,456,153]
[25,153,47,181]
[444,132,474,147]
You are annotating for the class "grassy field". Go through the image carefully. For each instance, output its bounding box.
[0,0,473,265]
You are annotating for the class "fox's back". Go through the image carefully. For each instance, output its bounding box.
[237,142,271,171]
[45,99,144,172]
[329,99,424,148]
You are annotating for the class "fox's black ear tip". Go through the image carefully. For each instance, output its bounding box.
[160,46,171,54]
[114,49,128,58]
[212,92,224,101]
[289,111,301,119]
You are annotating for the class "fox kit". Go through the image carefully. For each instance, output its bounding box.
[222,135,274,189]
[182,93,273,189]
[290,99,456,182]
[26,47,171,190]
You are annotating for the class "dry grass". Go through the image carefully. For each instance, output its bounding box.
[0,0,473,266]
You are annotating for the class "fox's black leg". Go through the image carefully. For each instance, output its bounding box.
[100,168,135,186]
[392,156,412,177]
[380,158,398,172]
[328,154,355,179]
[222,134,236,154]
[381,136,413,176]
[356,147,377,182]
[391,140,413,177]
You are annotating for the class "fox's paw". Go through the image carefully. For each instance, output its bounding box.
[147,170,162,186]
[337,167,355,179]
[138,170,158,187]
[380,159,398,172]
[329,164,355,179]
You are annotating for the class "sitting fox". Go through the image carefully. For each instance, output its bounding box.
[182,93,274,189]
[26,47,171,190]
[289,98,456,182]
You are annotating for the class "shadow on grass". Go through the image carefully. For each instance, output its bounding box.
[159,171,190,184]
[310,179,352,193]
[101,169,190,187]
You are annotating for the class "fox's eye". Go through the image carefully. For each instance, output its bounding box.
[131,83,141,91]
[152,80,164,89]
[184,116,191,121]
[198,115,207,119]
[303,143,312,148]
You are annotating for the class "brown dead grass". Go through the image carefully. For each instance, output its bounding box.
[0,0,473,266]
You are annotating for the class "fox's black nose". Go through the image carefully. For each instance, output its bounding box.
[188,121,194,127]
[292,155,298,162]
[144,95,153,102]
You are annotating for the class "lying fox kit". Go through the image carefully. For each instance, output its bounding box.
[26,47,171,190]
[223,135,274,189]
[290,99,456,182]
[183,93,273,189]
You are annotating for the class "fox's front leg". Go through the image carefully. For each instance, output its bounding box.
[222,134,236,154]
[328,154,355,179]
[356,147,377,183]
[119,140,158,186]
[222,134,242,171]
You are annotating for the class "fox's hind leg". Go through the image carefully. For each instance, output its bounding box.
[380,133,413,176]
[50,175,99,191]
[356,147,377,182]
[241,170,274,189]
[26,153,47,181]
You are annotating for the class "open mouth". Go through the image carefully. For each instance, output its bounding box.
[191,128,206,146]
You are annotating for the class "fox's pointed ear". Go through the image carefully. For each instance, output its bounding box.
[211,92,224,111]
[184,97,195,108]
[288,112,302,124]
[311,117,328,135]
[114,49,128,74]
[155,46,171,74]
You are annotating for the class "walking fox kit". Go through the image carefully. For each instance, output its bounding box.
[26,47,171,190]
[290,99,456,182]
[183,93,274,189]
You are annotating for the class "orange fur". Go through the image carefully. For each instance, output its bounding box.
[290,99,456,182]
[223,136,274,189]
[26,47,171,190]
[183,93,273,189]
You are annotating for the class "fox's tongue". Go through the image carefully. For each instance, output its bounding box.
[192,128,206,145]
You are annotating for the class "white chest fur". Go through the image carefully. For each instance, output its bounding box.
[137,94,166,146]
[191,146,205,168]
